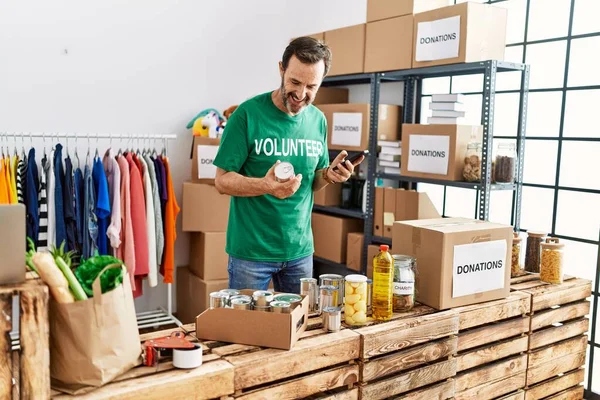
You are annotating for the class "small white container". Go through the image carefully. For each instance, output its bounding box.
[275,162,295,182]
[173,343,203,369]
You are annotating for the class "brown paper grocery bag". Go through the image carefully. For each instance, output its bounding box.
[49,264,141,388]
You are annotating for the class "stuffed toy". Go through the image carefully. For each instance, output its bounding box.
[223,105,238,120]
[186,108,225,138]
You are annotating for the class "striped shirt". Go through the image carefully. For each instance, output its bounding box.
[38,156,49,250]
[16,156,26,204]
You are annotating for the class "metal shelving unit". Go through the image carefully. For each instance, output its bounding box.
[313,60,530,276]
[312,204,365,219]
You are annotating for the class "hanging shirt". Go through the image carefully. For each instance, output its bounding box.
[25,148,40,246]
[127,153,149,298]
[16,155,26,205]
[103,149,121,253]
[92,157,110,255]
[9,155,18,204]
[161,156,180,284]
[54,144,67,250]
[45,149,56,249]
[38,156,49,251]
[0,159,9,204]
[74,167,84,254]
[138,156,157,288]
[144,154,163,269]
[116,155,136,290]
[63,156,77,252]
[152,156,165,263]
[154,157,168,266]
[82,164,98,260]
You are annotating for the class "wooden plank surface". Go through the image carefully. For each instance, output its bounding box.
[19,281,50,400]
[234,364,358,400]
[52,359,234,400]
[138,323,196,342]
[529,318,589,350]
[455,292,530,330]
[524,368,584,400]
[12,351,20,400]
[456,354,527,393]
[526,352,586,386]
[226,329,360,391]
[455,372,526,400]
[528,336,587,369]
[530,301,590,331]
[458,316,529,352]
[0,293,12,399]
[307,388,359,400]
[525,279,591,312]
[496,390,525,400]
[357,310,458,359]
[359,359,456,400]
[510,273,540,285]
[390,379,455,400]
[545,385,584,400]
[361,336,457,382]
[456,336,528,372]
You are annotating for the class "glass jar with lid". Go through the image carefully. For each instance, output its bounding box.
[462,142,482,182]
[540,238,565,284]
[392,255,416,312]
[525,231,546,273]
[344,274,368,326]
[511,232,523,278]
[494,143,517,183]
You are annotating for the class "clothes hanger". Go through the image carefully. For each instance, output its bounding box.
[21,132,26,159]
[13,132,17,157]
[74,134,80,168]
[85,133,91,166]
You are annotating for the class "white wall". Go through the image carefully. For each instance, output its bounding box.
[0,0,368,311]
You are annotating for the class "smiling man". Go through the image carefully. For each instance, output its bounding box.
[213,36,365,294]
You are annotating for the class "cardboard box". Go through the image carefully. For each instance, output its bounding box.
[346,233,364,272]
[367,0,452,22]
[395,189,441,221]
[412,2,508,68]
[400,123,482,181]
[373,187,384,237]
[189,232,228,281]
[314,87,349,105]
[314,183,342,206]
[383,187,396,238]
[182,182,230,232]
[191,136,220,184]
[365,15,414,72]
[317,104,401,151]
[324,24,366,76]
[393,218,513,310]
[196,290,309,350]
[176,266,229,324]
[312,212,364,263]
[292,32,324,42]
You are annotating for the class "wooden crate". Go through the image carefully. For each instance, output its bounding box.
[223,313,360,399]
[355,307,459,400]
[0,279,50,400]
[452,293,531,400]
[52,323,235,400]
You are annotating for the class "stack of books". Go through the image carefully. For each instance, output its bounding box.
[428,93,467,125]
[378,140,401,175]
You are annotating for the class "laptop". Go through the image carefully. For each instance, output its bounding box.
[0,204,26,285]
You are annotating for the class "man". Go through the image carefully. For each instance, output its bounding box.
[213,37,365,294]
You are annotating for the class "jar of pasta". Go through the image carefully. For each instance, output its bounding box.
[344,274,368,326]
[511,232,523,278]
[540,238,565,284]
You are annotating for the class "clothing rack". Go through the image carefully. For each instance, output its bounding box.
[2,131,182,334]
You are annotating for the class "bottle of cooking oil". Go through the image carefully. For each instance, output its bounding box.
[372,244,393,321]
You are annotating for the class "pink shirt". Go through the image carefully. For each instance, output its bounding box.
[116,155,136,290]
[127,153,149,298]
[103,149,121,252]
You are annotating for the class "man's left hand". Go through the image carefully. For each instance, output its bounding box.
[325,151,365,184]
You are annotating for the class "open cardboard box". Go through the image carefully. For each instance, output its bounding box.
[195,289,309,350]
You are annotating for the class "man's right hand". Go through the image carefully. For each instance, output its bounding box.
[263,161,303,199]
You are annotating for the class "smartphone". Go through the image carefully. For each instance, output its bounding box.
[333,150,369,172]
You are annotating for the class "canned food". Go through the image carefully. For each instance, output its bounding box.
[253,290,274,307]
[322,306,342,332]
[319,274,344,307]
[300,278,318,313]
[272,293,302,307]
[275,162,295,182]
[219,289,240,298]
[229,294,252,304]
[230,298,252,310]
[209,292,229,309]
[270,301,292,314]
[253,305,271,313]
[319,285,339,313]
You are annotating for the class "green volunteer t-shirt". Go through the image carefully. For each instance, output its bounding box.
[213,91,329,262]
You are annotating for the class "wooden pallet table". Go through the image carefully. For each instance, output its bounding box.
[452,292,531,400]
[511,274,591,400]
[0,278,50,400]
[353,305,459,400]
[51,323,235,400]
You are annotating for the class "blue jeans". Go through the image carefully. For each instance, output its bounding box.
[228,255,313,294]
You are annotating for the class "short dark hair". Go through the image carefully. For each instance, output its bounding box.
[282,36,332,77]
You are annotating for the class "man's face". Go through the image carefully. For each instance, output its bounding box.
[279,55,325,115]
